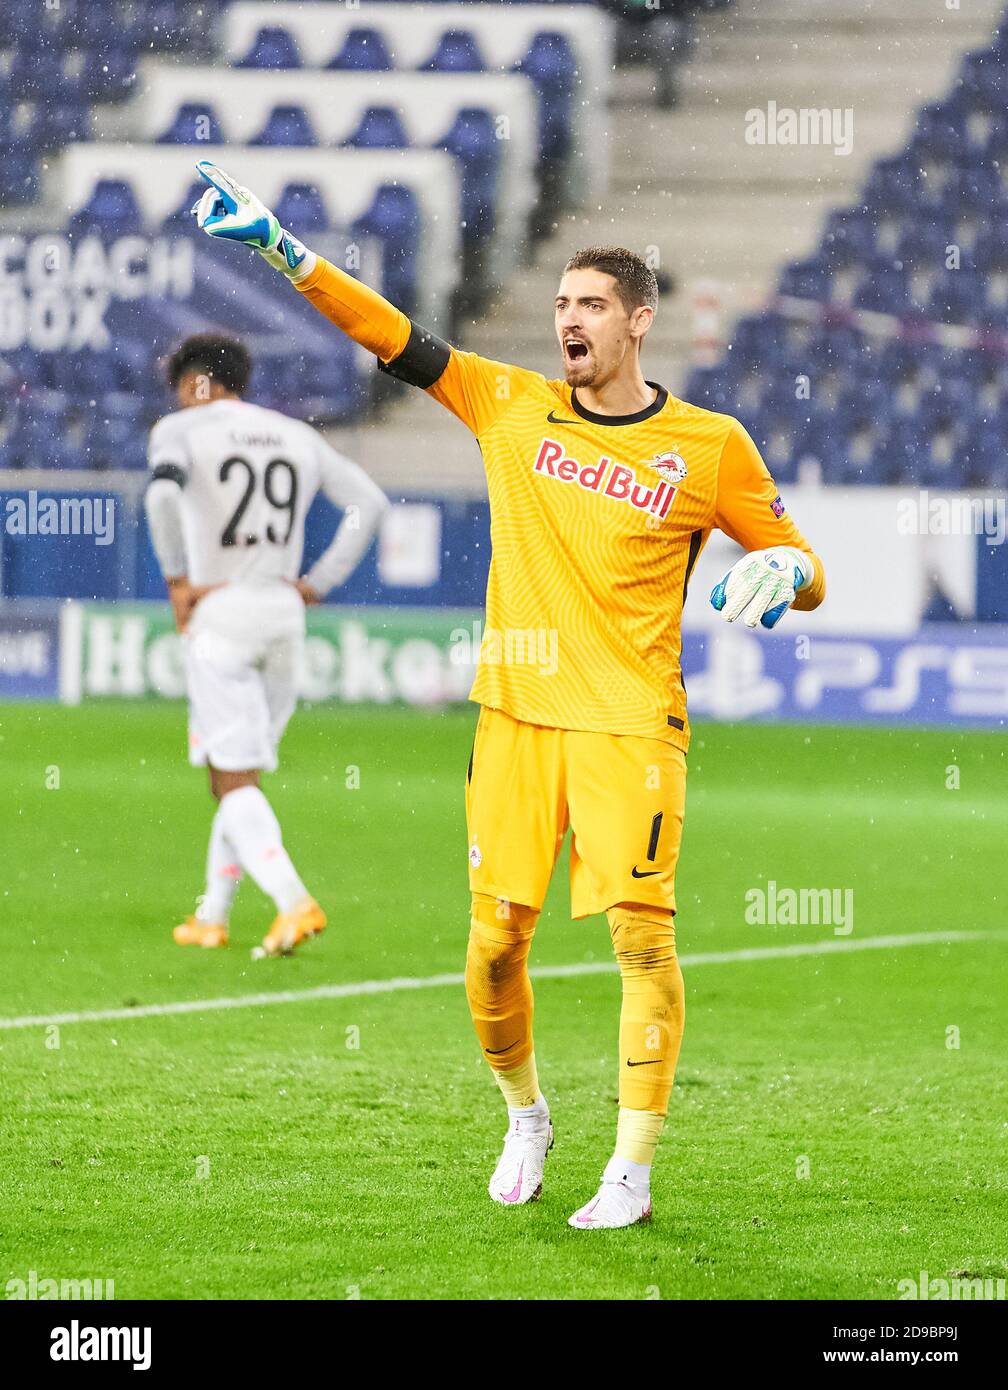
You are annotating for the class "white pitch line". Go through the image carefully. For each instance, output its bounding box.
[0,931,994,1033]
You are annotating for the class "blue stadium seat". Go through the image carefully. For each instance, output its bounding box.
[420,30,485,73]
[438,108,500,241]
[50,350,121,401]
[236,26,302,69]
[975,221,1008,272]
[0,145,39,203]
[822,207,876,268]
[853,260,910,315]
[7,45,66,100]
[31,98,90,148]
[806,325,866,378]
[729,313,789,365]
[134,1,193,54]
[863,155,925,215]
[941,161,1001,213]
[68,181,143,237]
[273,184,330,233]
[83,413,148,470]
[927,267,986,321]
[778,258,832,301]
[160,181,207,234]
[14,9,68,53]
[517,33,577,158]
[4,407,80,471]
[352,184,421,317]
[958,48,1008,111]
[68,0,121,51]
[983,114,1008,162]
[896,218,951,270]
[911,103,964,161]
[251,104,318,147]
[683,366,731,410]
[77,44,139,102]
[327,28,394,72]
[157,103,224,144]
[343,106,410,150]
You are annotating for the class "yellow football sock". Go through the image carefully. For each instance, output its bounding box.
[616,1107,667,1166]
[608,902,685,1121]
[493,1052,542,1110]
[466,893,539,1089]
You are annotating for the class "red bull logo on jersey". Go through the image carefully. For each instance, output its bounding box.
[650,450,688,483]
[533,438,677,519]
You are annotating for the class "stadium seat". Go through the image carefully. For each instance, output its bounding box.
[352,184,421,318]
[0,145,39,203]
[7,46,66,101]
[438,108,500,240]
[822,207,876,269]
[158,104,225,145]
[236,26,302,70]
[420,30,485,73]
[69,0,121,51]
[273,184,330,234]
[67,180,144,237]
[134,1,195,54]
[251,105,318,148]
[31,99,91,149]
[83,413,148,471]
[514,32,577,163]
[863,156,925,215]
[779,258,833,302]
[342,107,410,150]
[76,44,139,103]
[327,28,394,73]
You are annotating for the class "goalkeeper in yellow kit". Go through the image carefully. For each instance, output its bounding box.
[192,161,826,1229]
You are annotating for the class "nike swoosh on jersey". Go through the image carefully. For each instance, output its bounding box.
[546,410,579,424]
[631,866,661,878]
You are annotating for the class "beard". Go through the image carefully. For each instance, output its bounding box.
[562,353,597,387]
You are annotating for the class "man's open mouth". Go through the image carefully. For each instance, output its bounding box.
[564,339,589,362]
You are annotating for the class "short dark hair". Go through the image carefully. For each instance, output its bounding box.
[563,246,658,315]
[166,333,252,395]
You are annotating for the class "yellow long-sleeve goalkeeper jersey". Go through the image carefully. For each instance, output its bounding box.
[296,259,825,750]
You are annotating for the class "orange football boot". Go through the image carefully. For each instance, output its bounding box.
[259,898,326,957]
[173,916,228,948]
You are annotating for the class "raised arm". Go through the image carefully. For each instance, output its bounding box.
[191,160,538,435]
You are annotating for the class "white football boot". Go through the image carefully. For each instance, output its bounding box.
[568,1159,652,1229]
[488,1115,554,1206]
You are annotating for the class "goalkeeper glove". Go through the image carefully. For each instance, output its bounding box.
[710,546,812,629]
[190,160,315,281]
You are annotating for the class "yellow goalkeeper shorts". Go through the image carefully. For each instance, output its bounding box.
[465,706,687,919]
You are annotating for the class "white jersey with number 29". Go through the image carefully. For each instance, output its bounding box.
[147,397,381,588]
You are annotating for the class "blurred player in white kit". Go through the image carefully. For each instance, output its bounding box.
[144,334,389,957]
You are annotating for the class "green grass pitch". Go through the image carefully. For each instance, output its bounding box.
[0,701,1005,1300]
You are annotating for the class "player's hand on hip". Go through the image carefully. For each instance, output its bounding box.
[166,578,217,633]
[291,578,322,607]
[710,547,812,630]
[191,160,314,279]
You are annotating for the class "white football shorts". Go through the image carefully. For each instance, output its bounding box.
[184,583,306,773]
